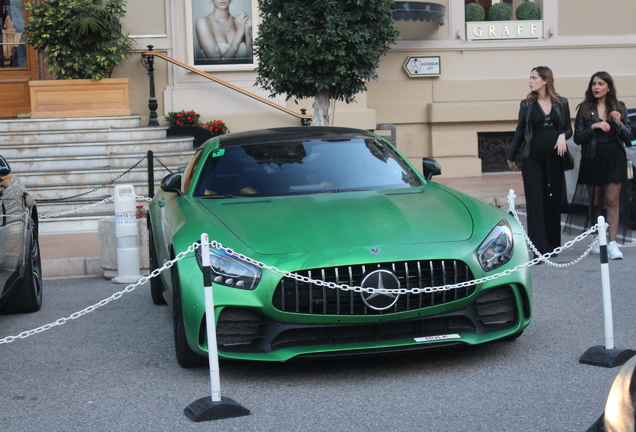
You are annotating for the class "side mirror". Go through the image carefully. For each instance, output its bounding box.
[160,173,184,196]
[422,158,441,181]
[0,155,11,177]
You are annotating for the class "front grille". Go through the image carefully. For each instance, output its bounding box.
[272,260,475,315]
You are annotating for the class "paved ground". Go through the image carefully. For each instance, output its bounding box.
[39,172,525,279]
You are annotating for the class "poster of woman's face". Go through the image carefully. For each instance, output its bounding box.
[190,0,255,68]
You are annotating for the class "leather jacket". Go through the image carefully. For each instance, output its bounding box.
[507,97,572,161]
[573,101,632,159]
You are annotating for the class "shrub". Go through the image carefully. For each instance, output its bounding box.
[516,2,541,20]
[488,2,511,21]
[25,0,134,80]
[465,3,485,22]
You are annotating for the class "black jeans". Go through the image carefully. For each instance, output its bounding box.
[521,153,564,255]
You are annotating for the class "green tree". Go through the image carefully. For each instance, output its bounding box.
[254,0,398,126]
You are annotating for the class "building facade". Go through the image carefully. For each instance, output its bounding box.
[3,0,635,177]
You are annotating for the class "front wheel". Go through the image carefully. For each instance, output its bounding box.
[2,219,43,313]
[172,262,206,368]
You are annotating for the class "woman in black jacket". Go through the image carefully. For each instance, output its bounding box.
[507,66,572,257]
[572,71,632,259]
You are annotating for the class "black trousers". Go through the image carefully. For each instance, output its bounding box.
[521,154,564,255]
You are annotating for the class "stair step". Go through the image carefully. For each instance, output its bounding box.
[0,115,198,233]
[10,149,192,172]
[0,126,171,145]
[0,115,143,132]
[0,136,195,158]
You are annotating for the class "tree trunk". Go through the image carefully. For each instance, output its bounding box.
[312,89,331,126]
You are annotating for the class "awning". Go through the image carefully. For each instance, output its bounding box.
[392,2,446,26]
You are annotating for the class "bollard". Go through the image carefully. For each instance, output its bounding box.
[579,216,636,368]
[111,185,144,284]
[184,233,250,422]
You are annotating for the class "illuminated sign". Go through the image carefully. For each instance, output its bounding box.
[466,20,543,41]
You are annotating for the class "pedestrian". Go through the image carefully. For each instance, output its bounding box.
[507,66,572,258]
[569,71,632,259]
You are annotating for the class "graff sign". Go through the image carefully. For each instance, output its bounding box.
[466,20,543,41]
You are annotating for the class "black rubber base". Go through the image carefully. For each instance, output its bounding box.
[183,396,250,422]
[579,345,636,368]
[184,396,250,422]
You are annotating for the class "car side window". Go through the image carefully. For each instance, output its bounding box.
[182,148,204,194]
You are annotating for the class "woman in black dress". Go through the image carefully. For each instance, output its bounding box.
[572,71,632,259]
[507,66,572,257]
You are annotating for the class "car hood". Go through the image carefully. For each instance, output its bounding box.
[198,187,474,255]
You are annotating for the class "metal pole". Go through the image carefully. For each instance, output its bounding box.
[147,150,154,199]
[200,234,222,402]
[141,45,159,127]
[598,216,615,350]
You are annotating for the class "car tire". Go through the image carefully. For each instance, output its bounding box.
[2,219,43,314]
[172,262,206,368]
[148,226,167,305]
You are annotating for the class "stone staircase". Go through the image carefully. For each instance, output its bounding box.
[0,115,195,234]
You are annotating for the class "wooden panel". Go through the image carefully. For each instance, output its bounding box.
[29,78,131,118]
[0,76,31,117]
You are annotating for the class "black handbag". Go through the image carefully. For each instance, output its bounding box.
[561,151,574,171]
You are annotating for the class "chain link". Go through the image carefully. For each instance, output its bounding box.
[506,192,599,268]
[0,242,200,345]
[37,156,148,202]
[38,195,152,219]
[3,190,623,344]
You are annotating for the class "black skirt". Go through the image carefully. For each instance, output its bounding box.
[578,139,627,186]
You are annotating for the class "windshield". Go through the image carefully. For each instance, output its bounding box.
[194,137,423,198]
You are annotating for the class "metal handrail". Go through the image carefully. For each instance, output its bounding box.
[140,46,311,126]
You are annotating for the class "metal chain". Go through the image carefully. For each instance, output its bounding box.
[209,240,542,295]
[36,156,148,202]
[39,195,152,219]
[506,191,599,268]
[154,156,174,174]
[0,242,200,345]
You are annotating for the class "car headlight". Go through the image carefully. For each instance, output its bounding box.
[477,220,514,272]
[196,248,262,290]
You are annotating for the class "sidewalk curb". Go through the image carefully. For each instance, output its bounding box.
[42,257,102,279]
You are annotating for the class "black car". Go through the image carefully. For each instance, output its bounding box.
[0,155,42,313]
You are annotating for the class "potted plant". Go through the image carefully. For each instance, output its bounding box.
[516,2,541,20]
[166,110,230,147]
[465,2,485,22]
[488,2,511,21]
[24,0,135,118]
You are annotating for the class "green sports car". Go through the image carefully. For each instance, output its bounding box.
[148,127,532,366]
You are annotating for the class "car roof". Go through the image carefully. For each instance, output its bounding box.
[216,126,376,148]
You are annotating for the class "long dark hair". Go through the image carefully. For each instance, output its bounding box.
[577,71,621,120]
[525,66,561,105]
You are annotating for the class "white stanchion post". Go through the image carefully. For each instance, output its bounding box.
[184,234,250,422]
[201,235,222,402]
[598,216,614,350]
[112,185,143,284]
[579,216,636,368]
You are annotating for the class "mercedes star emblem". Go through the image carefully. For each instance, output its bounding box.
[360,269,400,311]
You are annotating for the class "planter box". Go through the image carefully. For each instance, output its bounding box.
[167,125,220,148]
[29,78,131,118]
[98,217,149,279]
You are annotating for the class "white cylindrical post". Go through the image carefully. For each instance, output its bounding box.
[598,216,615,350]
[112,185,143,284]
[183,234,250,421]
[201,234,222,402]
